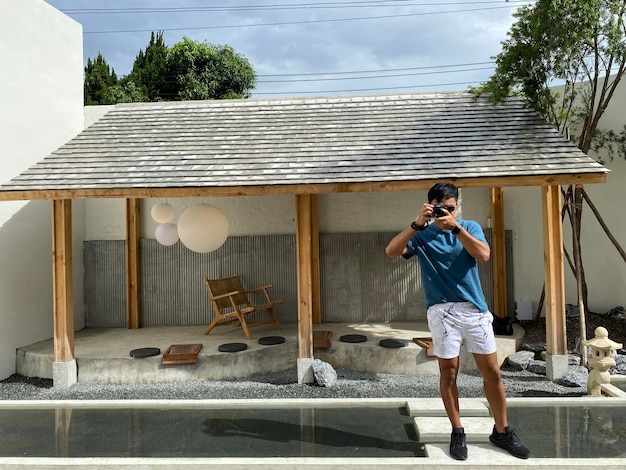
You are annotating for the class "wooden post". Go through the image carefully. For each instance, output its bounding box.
[296,194,313,360]
[542,185,568,378]
[310,195,321,324]
[490,187,507,318]
[52,199,74,363]
[126,198,141,329]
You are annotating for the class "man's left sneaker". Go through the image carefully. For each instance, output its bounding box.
[489,426,530,459]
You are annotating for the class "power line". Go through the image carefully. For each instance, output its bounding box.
[63,1,530,15]
[82,5,520,34]
[257,66,492,82]
[258,61,492,77]
[252,80,482,95]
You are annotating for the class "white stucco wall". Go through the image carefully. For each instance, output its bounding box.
[0,0,84,379]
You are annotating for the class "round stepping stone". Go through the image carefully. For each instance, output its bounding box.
[218,342,248,353]
[258,336,285,345]
[129,347,161,358]
[379,338,409,349]
[339,334,367,343]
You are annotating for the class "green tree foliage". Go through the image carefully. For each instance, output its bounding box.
[474,0,626,318]
[474,0,626,158]
[84,53,119,105]
[167,37,256,100]
[126,31,171,101]
[84,33,256,104]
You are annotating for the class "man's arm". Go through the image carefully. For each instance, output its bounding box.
[385,204,431,258]
[451,225,490,263]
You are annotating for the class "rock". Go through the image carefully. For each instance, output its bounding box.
[521,342,546,354]
[507,350,535,370]
[312,359,337,387]
[557,367,588,388]
[610,354,626,375]
[566,303,579,318]
[568,355,581,366]
[527,360,546,375]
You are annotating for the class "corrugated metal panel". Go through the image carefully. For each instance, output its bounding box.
[83,230,513,327]
[84,240,126,328]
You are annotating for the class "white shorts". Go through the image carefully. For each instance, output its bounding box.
[426,302,496,359]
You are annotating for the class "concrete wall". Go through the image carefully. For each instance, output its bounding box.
[0,0,84,380]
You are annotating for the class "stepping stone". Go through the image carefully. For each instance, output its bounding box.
[129,347,160,358]
[379,338,409,348]
[406,398,490,417]
[258,336,285,345]
[218,343,248,353]
[340,334,367,343]
[414,416,495,443]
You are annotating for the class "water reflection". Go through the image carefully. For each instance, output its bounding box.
[508,405,626,458]
[0,406,424,458]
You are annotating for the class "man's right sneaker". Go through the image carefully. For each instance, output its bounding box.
[449,427,468,460]
[489,426,530,459]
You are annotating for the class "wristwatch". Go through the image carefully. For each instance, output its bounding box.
[410,220,428,231]
[451,225,461,235]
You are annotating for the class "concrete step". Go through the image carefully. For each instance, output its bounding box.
[406,398,490,417]
[414,416,495,443]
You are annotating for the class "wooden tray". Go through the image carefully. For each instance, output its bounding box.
[413,337,436,357]
[313,330,332,349]
[162,343,203,365]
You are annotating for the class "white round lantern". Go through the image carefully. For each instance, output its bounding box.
[155,223,179,246]
[151,203,174,224]
[177,204,229,253]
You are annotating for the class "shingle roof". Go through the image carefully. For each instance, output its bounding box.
[0,92,608,200]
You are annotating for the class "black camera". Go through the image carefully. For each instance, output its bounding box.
[432,204,446,218]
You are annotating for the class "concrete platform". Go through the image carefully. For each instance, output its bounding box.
[16,322,524,384]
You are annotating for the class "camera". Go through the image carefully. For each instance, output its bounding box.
[432,204,446,218]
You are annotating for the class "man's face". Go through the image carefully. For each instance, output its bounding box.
[430,197,457,218]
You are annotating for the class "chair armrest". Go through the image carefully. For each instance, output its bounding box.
[211,290,241,300]
[247,285,273,302]
[246,284,272,293]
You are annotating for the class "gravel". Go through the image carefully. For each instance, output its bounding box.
[6,311,625,401]
[0,366,587,401]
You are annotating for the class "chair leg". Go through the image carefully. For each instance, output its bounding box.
[203,317,221,335]
[268,307,281,330]
[238,313,253,340]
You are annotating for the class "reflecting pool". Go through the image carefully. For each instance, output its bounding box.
[0,406,426,458]
[507,404,626,458]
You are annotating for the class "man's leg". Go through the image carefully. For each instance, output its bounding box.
[473,352,507,432]
[438,356,462,428]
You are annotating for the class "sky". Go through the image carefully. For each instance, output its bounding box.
[44,0,533,98]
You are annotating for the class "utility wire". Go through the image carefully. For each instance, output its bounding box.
[82,5,520,34]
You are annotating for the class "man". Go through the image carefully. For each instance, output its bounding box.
[385,183,529,460]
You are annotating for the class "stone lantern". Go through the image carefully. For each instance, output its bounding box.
[582,327,623,396]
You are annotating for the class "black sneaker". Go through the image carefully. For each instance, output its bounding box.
[449,427,468,460]
[489,426,530,459]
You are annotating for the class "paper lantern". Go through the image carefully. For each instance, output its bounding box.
[155,223,179,246]
[151,203,174,224]
[177,204,229,253]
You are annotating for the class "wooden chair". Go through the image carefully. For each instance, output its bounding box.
[203,274,282,340]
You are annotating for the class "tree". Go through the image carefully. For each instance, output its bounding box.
[83,34,256,104]
[84,53,119,105]
[473,0,626,321]
[126,31,171,101]
[167,37,256,100]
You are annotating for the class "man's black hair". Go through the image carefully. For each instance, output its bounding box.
[427,183,459,203]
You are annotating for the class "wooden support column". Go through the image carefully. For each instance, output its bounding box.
[295,194,317,383]
[126,198,141,329]
[490,187,507,318]
[310,195,321,324]
[542,185,568,379]
[52,199,74,363]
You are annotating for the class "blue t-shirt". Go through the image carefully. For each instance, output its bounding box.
[403,219,489,312]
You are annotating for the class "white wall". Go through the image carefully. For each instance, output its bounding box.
[0,0,84,379]
[84,188,492,241]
